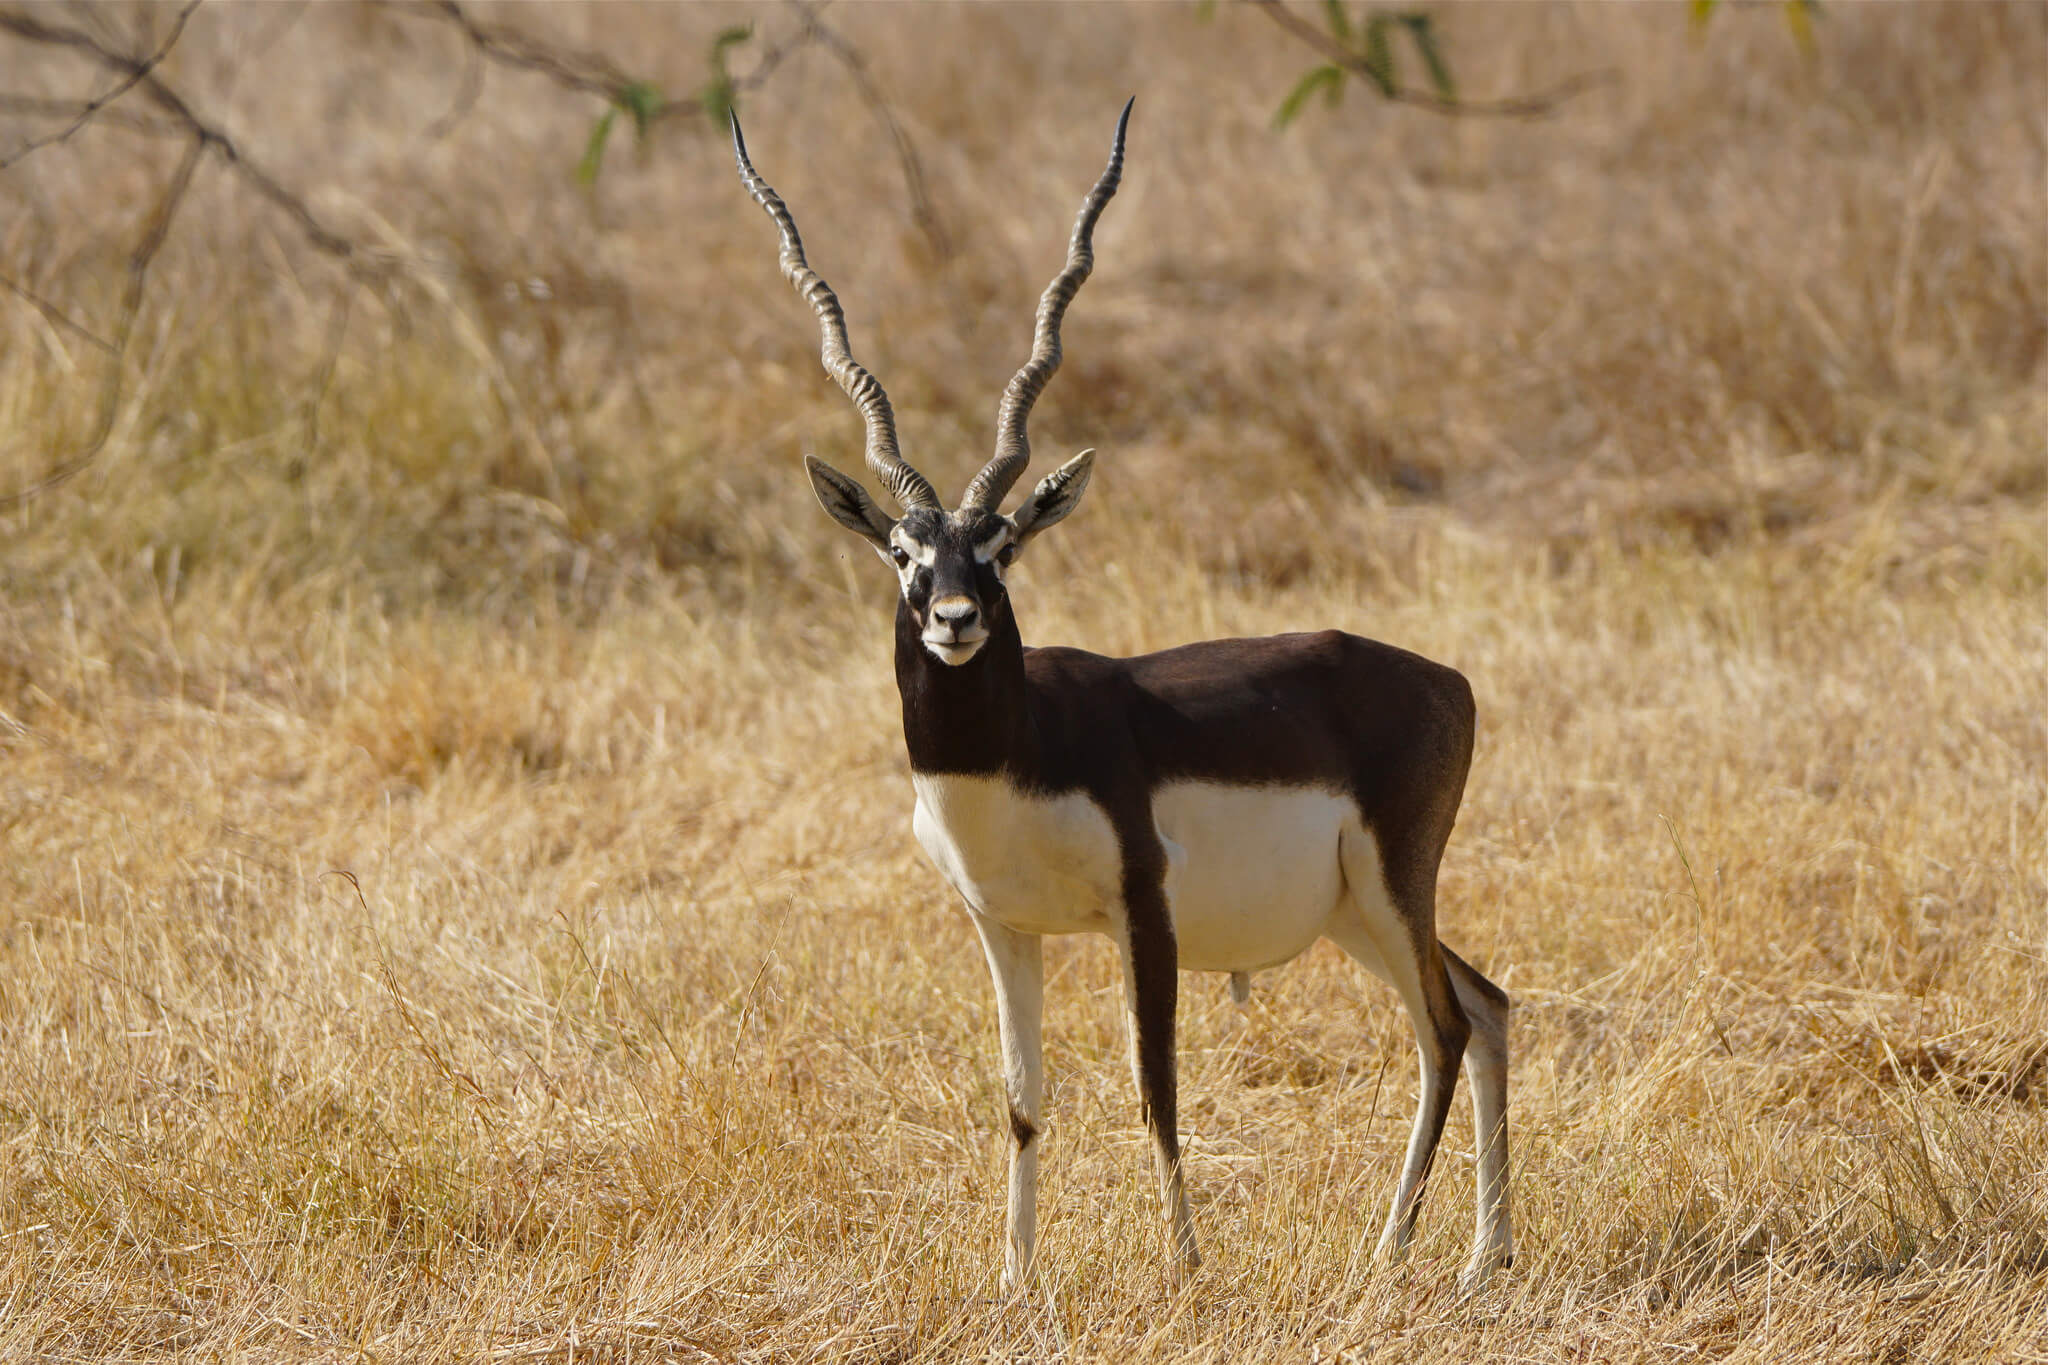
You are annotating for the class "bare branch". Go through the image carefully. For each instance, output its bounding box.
[0,5,383,272]
[730,15,817,102]
[383,0,830,129]
[383,0,625,104]
[0,4,397,506]
[0,92,181,138]
[1246,0,1617,119]
[789,1,951,260]
[384,0,948,255]
[0,0,925,506]
[0,0,199,170]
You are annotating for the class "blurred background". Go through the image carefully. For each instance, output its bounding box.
[5,1,2038,604]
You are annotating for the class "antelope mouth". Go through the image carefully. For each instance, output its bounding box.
[923,633,988,666]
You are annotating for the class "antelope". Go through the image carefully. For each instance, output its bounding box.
[732,102,1512,1293]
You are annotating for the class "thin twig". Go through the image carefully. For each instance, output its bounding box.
[729,13,817,103]
[385,0,831,128]
[789,0,952,260]
[0,92,181,137]
[382,0,947,255]
[0,271,116,353]
[0,0,200,170]
[375,0,634,107]
[1247,0,1617,119]
[0,7,380,269]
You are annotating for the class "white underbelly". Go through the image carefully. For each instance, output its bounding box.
[1156,782,1351,971]
[909,774,1356,971]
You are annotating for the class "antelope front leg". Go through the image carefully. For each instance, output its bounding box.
[1118,870,1199,1276]
[967,909,1044,1293]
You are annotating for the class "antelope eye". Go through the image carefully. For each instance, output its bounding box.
[890,546,911,568]
[996,544,1018,568]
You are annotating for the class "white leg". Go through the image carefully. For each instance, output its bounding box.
[1445,947,1513,1290]
[968,909,1044,1293]
[1332,827,1469,1267]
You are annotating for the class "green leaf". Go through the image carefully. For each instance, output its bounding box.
[618,80,663,138]
[1362,13,1396,97]
[577,106,617,185]
[1193,0,1217,19]
[1398,13,1454,100]
[1275,63,1345,128]
[711,24,754,62]
[1690,0,1719,29]
[1322,0,1352,44]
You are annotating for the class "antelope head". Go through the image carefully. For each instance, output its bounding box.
[733,102,1130,666]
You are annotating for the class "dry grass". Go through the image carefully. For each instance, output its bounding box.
[2,2,2045,1360]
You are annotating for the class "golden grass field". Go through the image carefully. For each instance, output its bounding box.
[2,2,2044,1359]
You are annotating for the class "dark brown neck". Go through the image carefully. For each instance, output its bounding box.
[895,599,1035,776]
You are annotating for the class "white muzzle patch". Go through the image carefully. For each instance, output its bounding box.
[925,593,988,664]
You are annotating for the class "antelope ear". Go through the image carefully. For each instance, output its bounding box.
[805,455,895,551]
[1009,449,1095,548]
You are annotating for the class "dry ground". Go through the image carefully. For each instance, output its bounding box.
[2,3,2044,1360]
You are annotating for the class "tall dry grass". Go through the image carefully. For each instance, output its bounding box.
[2,2,2044,1360]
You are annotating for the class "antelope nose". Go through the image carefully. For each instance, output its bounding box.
[931,596,980,637]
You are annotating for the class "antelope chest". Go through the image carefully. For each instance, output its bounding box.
[911,773,1122,936]
[909,772,1355,970]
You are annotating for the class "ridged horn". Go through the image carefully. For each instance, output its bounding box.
[731,114,939,512]
[961,98,1132,514]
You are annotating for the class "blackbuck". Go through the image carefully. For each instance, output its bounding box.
[732,102,1512,1292]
